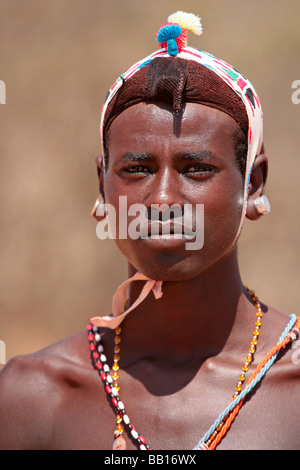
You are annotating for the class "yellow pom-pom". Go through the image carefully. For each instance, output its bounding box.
[167,11,203,36]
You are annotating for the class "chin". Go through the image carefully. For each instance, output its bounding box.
[130,252,205,282]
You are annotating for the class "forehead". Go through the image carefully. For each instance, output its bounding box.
[107,102,239,158]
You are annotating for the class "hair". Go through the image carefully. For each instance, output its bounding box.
[233,126,248,179]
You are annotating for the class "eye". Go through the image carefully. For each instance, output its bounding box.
[121,165,153,178]
[183,164,217,175]
[124,166,150,173]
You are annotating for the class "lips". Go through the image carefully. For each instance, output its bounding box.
[139,220,195,240]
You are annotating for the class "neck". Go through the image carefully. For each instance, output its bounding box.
[120,249,256,365]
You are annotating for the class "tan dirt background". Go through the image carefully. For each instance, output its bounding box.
[0,0,299,366]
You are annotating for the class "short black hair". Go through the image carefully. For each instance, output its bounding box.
[233,126,248,180]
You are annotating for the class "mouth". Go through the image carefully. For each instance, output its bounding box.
[139,220,195,240]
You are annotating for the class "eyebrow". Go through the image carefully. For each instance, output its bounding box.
[115,150,221,165]
[116,152,154,163]
[177,150,221,163]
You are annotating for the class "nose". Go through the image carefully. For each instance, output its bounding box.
[147,204,183,221]
[147,168,184,219]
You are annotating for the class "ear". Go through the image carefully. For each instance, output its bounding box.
[91,156,106,222]
[245,152,269,221]
[95,155,105,195]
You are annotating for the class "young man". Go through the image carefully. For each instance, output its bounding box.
[0,12,299,451]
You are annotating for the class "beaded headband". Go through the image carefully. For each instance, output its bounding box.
[92,12,264,329]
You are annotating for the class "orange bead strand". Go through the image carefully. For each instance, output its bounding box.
[203,286,263,449]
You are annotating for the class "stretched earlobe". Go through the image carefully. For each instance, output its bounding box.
[92,155,106,221]
[246,193,271,220]
[245,152,269,221]
[91,195,107,221]
[254,195,271,215]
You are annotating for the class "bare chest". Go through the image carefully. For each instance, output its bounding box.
[47,359,299,451]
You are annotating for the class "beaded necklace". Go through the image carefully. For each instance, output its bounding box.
[87,288,299,450]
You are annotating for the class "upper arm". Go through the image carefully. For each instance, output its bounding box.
[0,354,57,449]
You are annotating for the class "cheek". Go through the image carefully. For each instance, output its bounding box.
[103,181,145,262]
[201,173,244,248]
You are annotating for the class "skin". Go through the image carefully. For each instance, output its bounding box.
[0,102,299,450]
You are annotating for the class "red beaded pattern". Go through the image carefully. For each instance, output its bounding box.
[87,323,150,450]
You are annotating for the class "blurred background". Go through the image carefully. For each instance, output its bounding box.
[0,0,299,367]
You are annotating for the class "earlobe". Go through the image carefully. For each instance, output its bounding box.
[245,153,270,221]
[92,156,106,221]
[91,194,107,221]
[253,195,271,215]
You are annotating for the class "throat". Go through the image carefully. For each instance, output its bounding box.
[120,276,246,366]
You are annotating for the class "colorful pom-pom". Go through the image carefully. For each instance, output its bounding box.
[168,11,203,36]
[156,12,203,56]
[157,24,182,43]
[157,24,182,56]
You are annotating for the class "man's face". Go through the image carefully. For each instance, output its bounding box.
[103,101,244,281]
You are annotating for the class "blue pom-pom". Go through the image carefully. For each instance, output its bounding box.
[157,24,182,56]
[157,24,182,43]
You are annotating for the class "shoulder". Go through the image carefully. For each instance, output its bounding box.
[0,330,91,449]
[253,306,300,392]
[263,306,300,365]
[258,309,300,446]
[261,307,300,394]
[273,310,300,380]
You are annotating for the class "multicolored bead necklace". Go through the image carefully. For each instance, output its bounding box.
[87,288,299,450]
[88,323,149,450]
